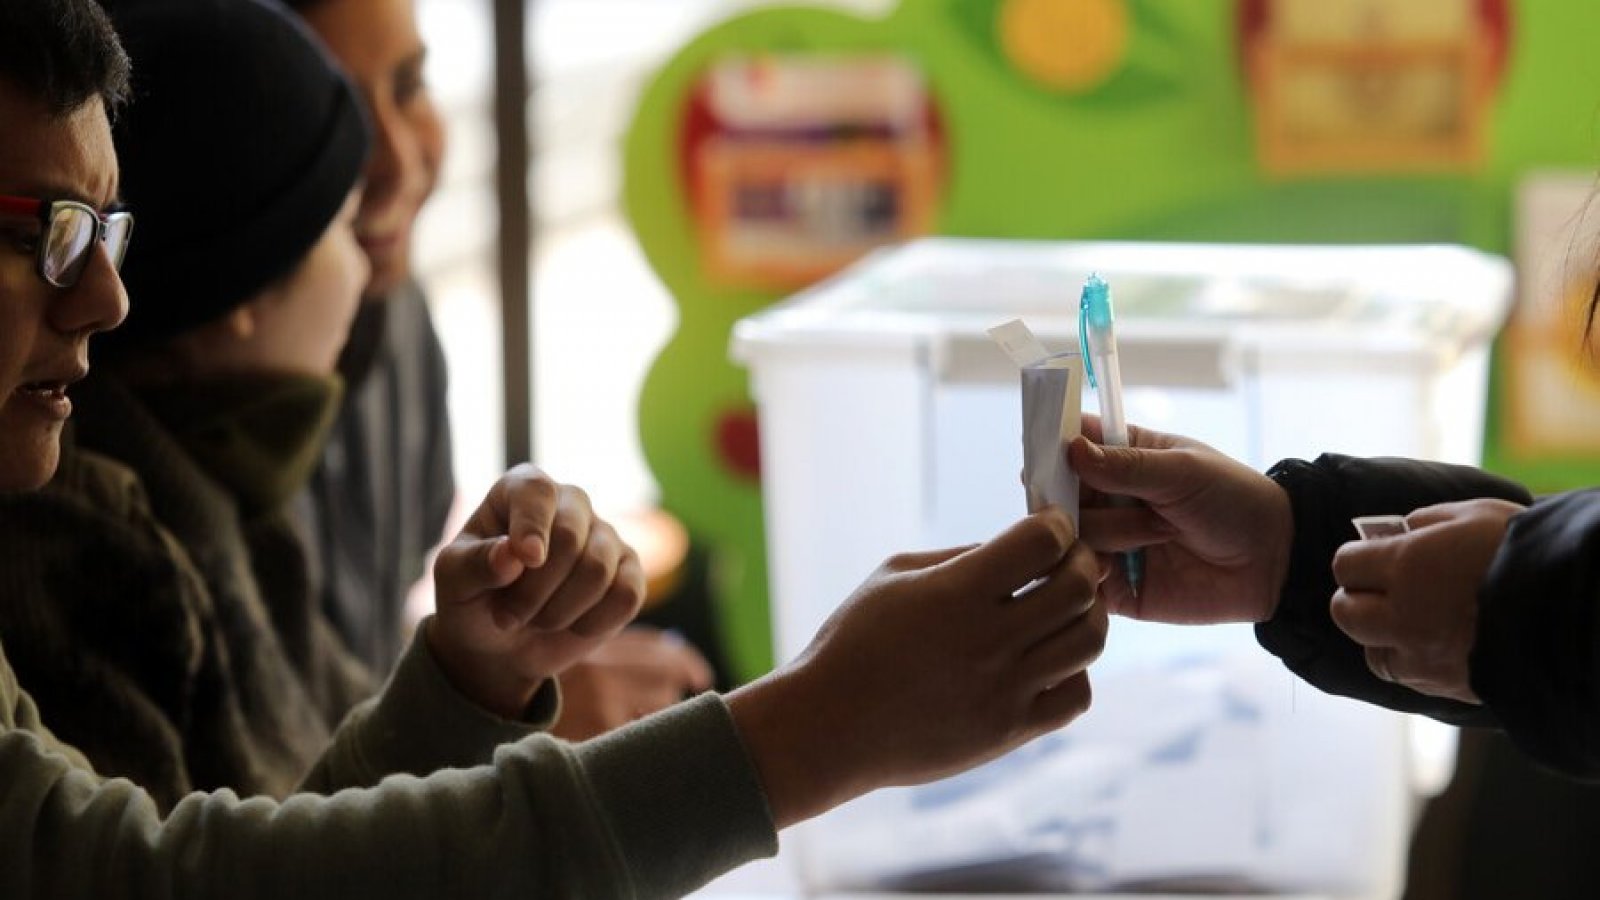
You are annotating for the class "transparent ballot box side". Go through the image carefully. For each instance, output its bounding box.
[730,239,1512,897]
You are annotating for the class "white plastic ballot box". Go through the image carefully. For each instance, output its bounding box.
[728,238,1513,898]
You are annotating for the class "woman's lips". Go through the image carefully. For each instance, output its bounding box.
[14,382,72,420]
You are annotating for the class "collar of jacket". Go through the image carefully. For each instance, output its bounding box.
[133,372,346,519]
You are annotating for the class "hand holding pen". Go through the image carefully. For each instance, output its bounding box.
[1067,419,1293,626]
[1078,274,1145,597]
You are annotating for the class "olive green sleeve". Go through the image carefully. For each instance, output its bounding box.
[0,639,777,900]
[299,622,561,792]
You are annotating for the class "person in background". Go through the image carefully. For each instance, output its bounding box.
[0,3,1108,895]
[280,0,456,677]
[285,0,715,735]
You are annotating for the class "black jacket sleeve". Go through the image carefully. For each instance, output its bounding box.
[1472,489,1600,778]
[1256,454,1532,730]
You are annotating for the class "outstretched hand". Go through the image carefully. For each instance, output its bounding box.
[728,509,1109,828]
[427,464,646,719]
[1068,417,1292,624]
[1330,498,1523,704]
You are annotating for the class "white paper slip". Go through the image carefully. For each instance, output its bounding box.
[988,319,1051,368]
[990,319,1083,522]
[1352,515,1410,540]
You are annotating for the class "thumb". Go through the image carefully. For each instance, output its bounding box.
[884,545,972,574]
[434,535,525,607]
[1068,436,1177,502]
[939,508,1074,595]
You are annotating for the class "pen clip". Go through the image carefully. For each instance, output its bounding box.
[1078,292,1099,390]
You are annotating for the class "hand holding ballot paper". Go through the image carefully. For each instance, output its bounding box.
[1332,499,1526,704]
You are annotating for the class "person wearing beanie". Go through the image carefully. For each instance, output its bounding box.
[284,0,719,742]
[0,0,640,812]
[282,0,468,677]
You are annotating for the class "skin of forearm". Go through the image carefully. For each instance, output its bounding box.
[724,665,866,830]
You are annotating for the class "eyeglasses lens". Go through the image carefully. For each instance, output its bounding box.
[104,213,134,271]
[42,205,97,287]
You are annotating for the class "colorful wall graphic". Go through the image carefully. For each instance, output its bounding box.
[623,0,1600,680]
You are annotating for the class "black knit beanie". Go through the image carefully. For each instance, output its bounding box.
[103,0,370,352]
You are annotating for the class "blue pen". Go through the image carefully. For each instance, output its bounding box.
[1079,273,1145,597]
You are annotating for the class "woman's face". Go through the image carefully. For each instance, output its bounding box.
[0,84,128,491]
[175,191,368,378]
[299,0,444,300]
[250,191,370,374]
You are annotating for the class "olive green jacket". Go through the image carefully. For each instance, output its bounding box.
[0,369,374,808]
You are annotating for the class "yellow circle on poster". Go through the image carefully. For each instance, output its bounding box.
[998,0,1130,93]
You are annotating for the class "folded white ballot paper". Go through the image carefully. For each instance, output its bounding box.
[988,319,1083,523]
[1353,515,1411,540]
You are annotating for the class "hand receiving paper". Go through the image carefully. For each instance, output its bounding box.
[1331,498,1526,704]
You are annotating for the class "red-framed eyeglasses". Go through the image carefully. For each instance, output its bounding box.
[0,195,133,289]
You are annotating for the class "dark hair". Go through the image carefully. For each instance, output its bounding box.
[276,0,331,11]
[0,0,132,115]
[1574,187,1600,352]
[1589,282,1597,336]
[1587,282,1600,355]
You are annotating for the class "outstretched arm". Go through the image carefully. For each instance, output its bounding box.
[2,509,1108,897]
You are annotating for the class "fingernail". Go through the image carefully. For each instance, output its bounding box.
[520,535,547,566]
[490,537,526,581]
